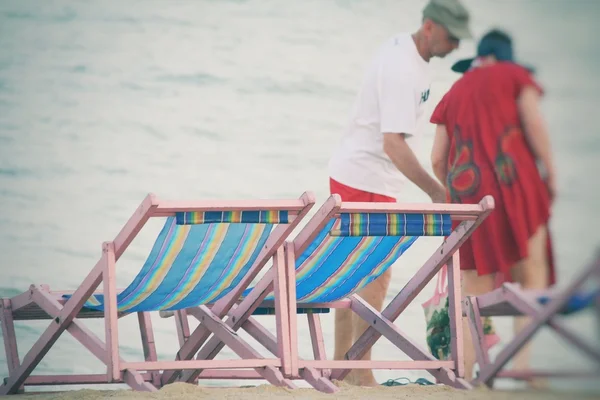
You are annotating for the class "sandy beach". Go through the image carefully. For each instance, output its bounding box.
[10,382,600,400]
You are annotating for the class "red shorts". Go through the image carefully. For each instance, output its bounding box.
[329,178,396,203]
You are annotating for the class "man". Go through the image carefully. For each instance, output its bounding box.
[327,0,472,386]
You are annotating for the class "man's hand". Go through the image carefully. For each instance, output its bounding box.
[383,133,447,201]
[427,184,448,204]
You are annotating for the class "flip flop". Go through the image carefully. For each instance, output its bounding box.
[381,377,435,386]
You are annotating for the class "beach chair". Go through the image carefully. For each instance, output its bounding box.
[463,251,600,388]
[166,194,495,392]
[0,192,315,395]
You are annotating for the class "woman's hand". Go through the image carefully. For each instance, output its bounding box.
[546,172,557,204]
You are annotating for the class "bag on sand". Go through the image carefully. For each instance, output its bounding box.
[422,265,500,360]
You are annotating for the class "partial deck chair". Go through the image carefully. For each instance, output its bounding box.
[464,251,600,388]
[165,194,495,392]
[0,192,315,395]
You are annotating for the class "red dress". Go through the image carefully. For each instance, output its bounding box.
[430,62,555,285]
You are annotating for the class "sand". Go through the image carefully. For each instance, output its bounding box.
[10,382,600,400]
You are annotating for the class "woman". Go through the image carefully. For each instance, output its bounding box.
[429,29,557,385]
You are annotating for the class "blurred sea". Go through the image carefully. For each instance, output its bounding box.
[0,0,599,394]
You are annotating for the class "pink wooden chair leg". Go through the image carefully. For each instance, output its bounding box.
[103,242,120,382]
[284,242,299,377]
[137,312,161,387]
[464,296,493,387]
[1,299,20,376]
[273,247,293,377]
[174,310,191,348]
[1,299,23,393]
[307,313,329,378]
[447,251,465,379]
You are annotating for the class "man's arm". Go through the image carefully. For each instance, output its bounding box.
[431,124,450,185]
[383,133,446,203]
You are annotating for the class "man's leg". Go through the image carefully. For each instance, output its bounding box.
[329,178,396,386]
[334,308,355,360]
[346,268,393,386]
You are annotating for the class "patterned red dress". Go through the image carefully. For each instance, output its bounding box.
[430,62,555,284]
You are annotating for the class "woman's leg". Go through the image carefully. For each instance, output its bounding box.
[509,225,550,387]
[462,270,496,381]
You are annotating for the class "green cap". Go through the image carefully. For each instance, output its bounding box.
[422,0,472,40]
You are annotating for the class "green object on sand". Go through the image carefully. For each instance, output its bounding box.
[381,377,435,386]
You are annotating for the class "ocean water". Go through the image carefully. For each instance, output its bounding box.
[0,0,599,394]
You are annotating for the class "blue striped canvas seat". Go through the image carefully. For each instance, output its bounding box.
[538,289,599,315]
[245,212,452,303]
[66,210,287,313]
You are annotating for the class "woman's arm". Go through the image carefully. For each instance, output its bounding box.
[517,86,557,200]
[431,124,450,186]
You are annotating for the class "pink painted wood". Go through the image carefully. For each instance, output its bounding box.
[137,312,160,387]
[348,294,468,388]
[1,299,20,375]
[23,373,152,386]
[501,284,600,362]
[185,306,336,391]
[113,193,159,259]
[123,369,158,392]
[338,199,491,216]
[328,196,494,384]
[190,304,292,388]
[7,291,33,313]
[464,297,491,368]
[0,192,315,394]
[122,360,282,371]
[153,199,308,214]
[259,299,351,309]
[272,247,293,376]
[175,271,278,383]
[306,313,326,363]
[284,241,299,377]
[174,309,191,348]
[292,194,341,257]
[27,286,155,391]
[299,360,454,369]
[31,288,110,364]
[160,191,315,385]
[195,370,262,380]
[102,241,120,382]
[0,259,105,395]
[474,255,600,386]
[496,370,600,379]
[446,251,464,378]
[241,314,280,355]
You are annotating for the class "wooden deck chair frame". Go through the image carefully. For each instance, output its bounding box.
[0,192,315,395]
[464,251,600,387]
[287,195,495,390]
[164,194,495,392]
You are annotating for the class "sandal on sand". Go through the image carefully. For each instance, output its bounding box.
[381,377,435,386]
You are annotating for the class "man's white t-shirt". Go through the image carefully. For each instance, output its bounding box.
[328,33,432,199]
